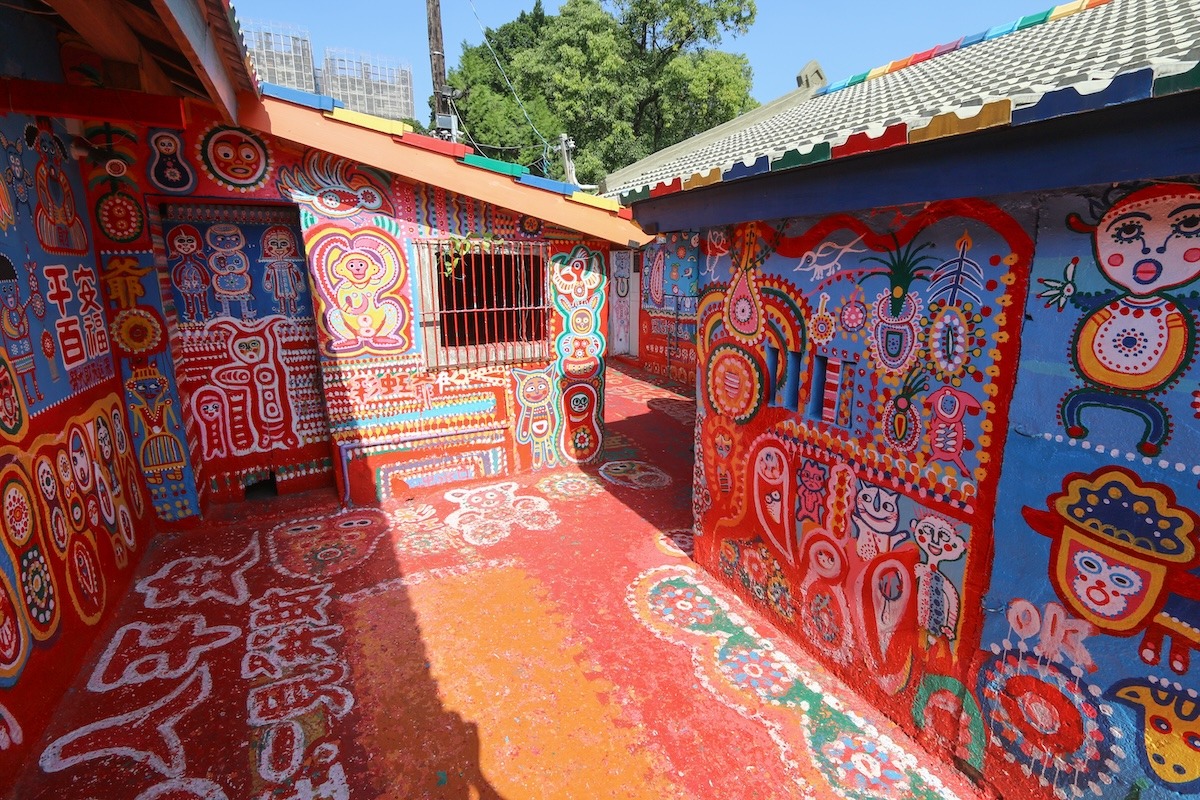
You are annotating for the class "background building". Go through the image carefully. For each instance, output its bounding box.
[243,21,415,121]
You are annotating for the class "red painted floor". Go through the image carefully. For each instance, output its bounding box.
[9,363,988,800]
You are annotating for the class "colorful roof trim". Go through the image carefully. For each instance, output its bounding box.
[602,0,1200,202]
[239,89,650,246]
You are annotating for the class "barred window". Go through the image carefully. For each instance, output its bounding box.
[415,239,551,369]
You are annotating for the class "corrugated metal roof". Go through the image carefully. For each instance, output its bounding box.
[602,0,1200,201]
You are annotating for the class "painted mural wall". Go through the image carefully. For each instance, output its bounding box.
[637,231,699,385]
[0,109,156,781]
[691,182,1200,799]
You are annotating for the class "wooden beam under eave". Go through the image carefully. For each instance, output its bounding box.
[151,0,240,124]
[0,78,185,127]
[239,95,652,248]
[44,0,175,95]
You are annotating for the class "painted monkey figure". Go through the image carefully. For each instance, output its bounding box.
[1041,183,1200,456]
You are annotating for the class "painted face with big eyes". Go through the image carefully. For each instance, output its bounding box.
[1096,184,1200,296]
[209,130,265,183]
[169,226,200,257]
[911,514,966,566]
[261,226,297,259]
[1069,548,1144,618]
[854,482,899,536]
[206,223,245,251]
[519,375,550,403]
[152,133,178,156]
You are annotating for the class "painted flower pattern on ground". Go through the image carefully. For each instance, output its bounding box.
[598,460,672,490]
[818,733,913,799]
[717,644,796,700]
[647,580,715,628]
[534,472,606,501]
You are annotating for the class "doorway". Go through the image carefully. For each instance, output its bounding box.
[160,202,333,503]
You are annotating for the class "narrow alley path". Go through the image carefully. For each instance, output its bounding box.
[11,364,986,800]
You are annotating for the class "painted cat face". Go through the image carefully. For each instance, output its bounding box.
[1068,547,1144,618]
[798,460,827,492]
[1112,679,1200,790]
[911,514,966,566]
[854,482,899,535]
[518,373,551,404]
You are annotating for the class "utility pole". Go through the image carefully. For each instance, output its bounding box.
[426,0,454,137]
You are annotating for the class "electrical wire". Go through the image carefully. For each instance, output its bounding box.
[446,96,541,155]
[466,0,554,167]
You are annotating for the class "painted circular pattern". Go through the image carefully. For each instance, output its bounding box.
[19,545,56,630]
[49,507,68,553]
[977,649,1118,783]
[840,296,867,332]
[0,354,23,438]
[929,306,969,377]
[3,475,34,547]
[717,644,795,700]
[199,125,271,191]
[647,581,715,628]
[66,534,105,625]
[111,308,165,357]
[598,460,672,489]
[0,570,27,679]
[95,190,145,243]
[814,730,913,799]
[705,343,765,423]
[534,473,605,501]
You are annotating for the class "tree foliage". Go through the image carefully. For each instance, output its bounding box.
[446,0,757,185]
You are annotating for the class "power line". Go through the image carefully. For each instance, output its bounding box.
[465,0,553,166]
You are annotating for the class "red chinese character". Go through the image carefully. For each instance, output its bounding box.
[55,316,86,369]
[44,264,71,315]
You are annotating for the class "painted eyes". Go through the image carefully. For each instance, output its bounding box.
[1108,571,1137,590]
[1111,220,1145,245]
[1186,732,1200,752]
[215,143,235,161]
[1077,554,1103,574]
[239,145,257,162]
[1170,213,1200,238]
[765,490,780,504]
[1151,715,1173,734]
[337,516,374,528]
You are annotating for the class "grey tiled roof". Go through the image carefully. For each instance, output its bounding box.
[602,0,1200,200]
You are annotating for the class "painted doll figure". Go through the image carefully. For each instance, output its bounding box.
[259,225,305,316]
[1043,183,1200,456]
[26,122,88,255]
[0,253,42,402]
[147,131,196,194]
[206,223,254,319]
[911,513,966,645]
[851,480,902,561]
[167,224,210,323]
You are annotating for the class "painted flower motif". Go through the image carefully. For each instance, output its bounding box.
[741,547,769,586]
[390,503,439,530]
[719,540,739,575]
[766,574,794,620]
[717,644,794,700]
[819,733,910,797]
[396,529,451,556]
[20,547,55,624]
[648,582,715,628]
[535,474,604,501]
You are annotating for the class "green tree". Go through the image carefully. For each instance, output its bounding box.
[447,0,757,185]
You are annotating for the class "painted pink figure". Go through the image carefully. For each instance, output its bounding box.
[167,224,210,322]
[927,385,981,475]
[259,225,305,316]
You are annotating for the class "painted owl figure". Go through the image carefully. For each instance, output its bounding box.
[267,508,388,580]
[443,482,559,546]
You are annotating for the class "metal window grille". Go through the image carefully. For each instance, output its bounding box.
[415,239,552,370]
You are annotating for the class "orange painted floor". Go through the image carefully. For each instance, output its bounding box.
[10,363,987,800]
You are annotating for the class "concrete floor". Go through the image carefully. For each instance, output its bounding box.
[11,363,987,800]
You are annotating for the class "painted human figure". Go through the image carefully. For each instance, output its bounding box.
[794,459,828,527]
[206,223,254,319]
[191,386,231,459]
[0,253,43,402]
[851,481,903,561]
[26,122,88,255]
[1043,183,1200,455]
[167,224,210,323]
[259,225,305,316]
[125,363,186,485]
[911,513,966,645]
[1,132,33,221]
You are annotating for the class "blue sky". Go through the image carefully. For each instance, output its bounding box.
[235,0,1058,107]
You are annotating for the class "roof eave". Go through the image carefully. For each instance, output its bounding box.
[238,94,652,247]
